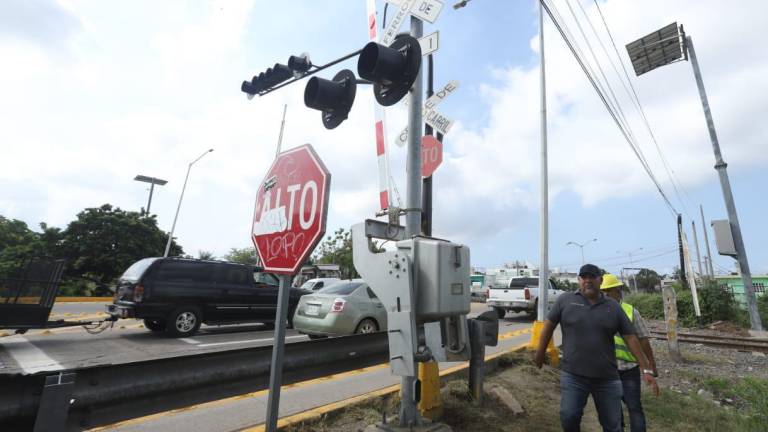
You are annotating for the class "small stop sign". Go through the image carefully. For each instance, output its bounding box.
[251,144,331,275]
[421,135,443,177]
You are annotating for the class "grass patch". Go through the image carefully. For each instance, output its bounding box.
[734,378,768,431]
[643,391,745,432]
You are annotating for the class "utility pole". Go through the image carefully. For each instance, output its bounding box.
[537,0,549,323]
[686,37,762,330]
[676,214,688,289]
[700,205,715,278]
[400,15,424,427]
[691,220,704,281]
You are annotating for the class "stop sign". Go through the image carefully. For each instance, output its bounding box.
[421,135,443,177]
[251,144,331,275]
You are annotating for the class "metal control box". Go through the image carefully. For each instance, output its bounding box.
[412,237,471,321]
[712,219,737,257]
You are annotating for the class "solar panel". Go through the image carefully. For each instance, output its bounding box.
[626,22,684,76]
[134,175,168,185]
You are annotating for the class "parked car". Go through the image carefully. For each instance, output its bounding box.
[486,277,563,318]
[298,277,341,292]
[293,279,387,339]
[107,257,310,337]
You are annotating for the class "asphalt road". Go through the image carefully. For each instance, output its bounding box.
[98,314,542,432]
[0,302,531,376]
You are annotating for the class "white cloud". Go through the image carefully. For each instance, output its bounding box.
[0,0,766,269]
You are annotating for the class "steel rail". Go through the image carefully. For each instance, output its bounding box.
[0,332,388,429]
[649,331,768,352]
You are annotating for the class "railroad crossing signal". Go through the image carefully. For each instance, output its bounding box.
[304,69,357,130]
[358,35,422,107]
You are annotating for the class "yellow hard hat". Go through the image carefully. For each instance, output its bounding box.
[600,274,623,290]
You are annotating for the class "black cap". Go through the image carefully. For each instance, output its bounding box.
[578,264,601,277]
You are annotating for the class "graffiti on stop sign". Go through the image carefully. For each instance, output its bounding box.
[251,144,330,274]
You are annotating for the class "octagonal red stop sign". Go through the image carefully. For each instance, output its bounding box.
[251,144,331,275]
[421,135,443,177]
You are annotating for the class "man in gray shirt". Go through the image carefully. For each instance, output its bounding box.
[534,264,658,432]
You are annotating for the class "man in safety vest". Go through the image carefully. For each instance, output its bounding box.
[601,274,659,432]
[535,264,658,432]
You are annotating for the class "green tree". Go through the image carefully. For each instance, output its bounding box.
[312,228,360,279]
[197,250,216,260]
[632,268,662,293]
[0,217,63,276]
[60,204,183,287]
[223,247,260,266]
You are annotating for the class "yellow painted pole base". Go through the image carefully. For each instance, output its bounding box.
[418,360,443,420]
[529,320,559,367]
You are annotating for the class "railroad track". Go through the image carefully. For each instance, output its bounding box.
[650,330,768,352]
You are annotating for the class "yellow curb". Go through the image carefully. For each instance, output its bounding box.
[55,297,112,303]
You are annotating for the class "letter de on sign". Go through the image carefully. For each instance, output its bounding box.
[410,0,444,24]
[251,144,331,275]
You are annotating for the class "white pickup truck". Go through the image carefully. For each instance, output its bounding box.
[486,277,564,318]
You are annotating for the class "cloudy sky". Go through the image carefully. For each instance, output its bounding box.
[1,0,766,277]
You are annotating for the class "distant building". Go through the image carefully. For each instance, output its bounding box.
[716,275,768,308]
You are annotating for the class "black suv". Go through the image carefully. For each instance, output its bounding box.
[107,257,308,337]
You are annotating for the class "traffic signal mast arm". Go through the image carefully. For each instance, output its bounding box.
[241,49,370,97]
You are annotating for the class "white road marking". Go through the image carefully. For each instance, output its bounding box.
[1,336,64,374]
[196,335,306,348]
[179,338,201,344]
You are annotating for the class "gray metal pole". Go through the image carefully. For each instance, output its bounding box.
[265,275,292,432]
[686,36,762,331]
[398,15,424,428]
[163,164,192,257]
[691,221,704,280]
[537,1,549,322]
[700,205,715,278]
[146,183,155,215]
[164,149,212,257]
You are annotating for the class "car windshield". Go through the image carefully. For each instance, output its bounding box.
[120,258,159,282]
[300,280,317,290]
[318,281,363,295]
[491,277,538,289]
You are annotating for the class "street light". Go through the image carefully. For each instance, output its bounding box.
[163,149,214,257]
[617,248,644,291]
[627,23,762,331]
[566,238,598,265]
[133,175,167,215]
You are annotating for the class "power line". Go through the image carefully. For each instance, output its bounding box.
[540,0,678,217]
[590,0,695,220]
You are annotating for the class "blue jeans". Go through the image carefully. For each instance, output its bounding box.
[619,366,646,432]
[560,370,623,432]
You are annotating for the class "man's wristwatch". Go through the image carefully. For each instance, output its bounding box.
[642,369,655,376]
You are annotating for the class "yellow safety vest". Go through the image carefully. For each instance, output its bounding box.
[614,302,636,363]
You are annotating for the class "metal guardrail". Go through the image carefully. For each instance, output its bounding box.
[0,332,388,430]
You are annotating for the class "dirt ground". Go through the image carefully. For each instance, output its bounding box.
[283,335,768,432]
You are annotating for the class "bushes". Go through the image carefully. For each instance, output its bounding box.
[759,294,768,325]
[624,293,664,320]
[625,281,747,328]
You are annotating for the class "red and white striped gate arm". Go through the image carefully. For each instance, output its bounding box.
[366,0,392,210]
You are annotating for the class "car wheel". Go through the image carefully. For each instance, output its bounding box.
[166,306,202,337]
[144,319,166,332]
[529,300,539,317]
[494,307,506,319]
[355,318,379,334]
